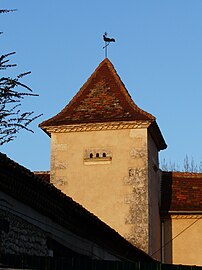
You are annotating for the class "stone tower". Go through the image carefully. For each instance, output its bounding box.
[40,58,166,258]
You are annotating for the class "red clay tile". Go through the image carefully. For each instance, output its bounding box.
[39,58,154,127]
[161,171,202,212]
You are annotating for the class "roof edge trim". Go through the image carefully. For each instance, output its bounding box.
[40,120,152,136]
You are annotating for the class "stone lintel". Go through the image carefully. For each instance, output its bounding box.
[84,157,112,165]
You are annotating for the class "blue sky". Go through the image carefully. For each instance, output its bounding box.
[1,0,202,171]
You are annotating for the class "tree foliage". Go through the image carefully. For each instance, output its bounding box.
[0,9,41,145]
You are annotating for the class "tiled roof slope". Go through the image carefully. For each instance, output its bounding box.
[161,171,202,212]
[34,171,50,183]
[40,58,155,127]
[0,152,153,262]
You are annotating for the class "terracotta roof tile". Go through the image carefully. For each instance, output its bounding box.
[39,58,155,128]
[161,171,202,212]
[34,171,50,183]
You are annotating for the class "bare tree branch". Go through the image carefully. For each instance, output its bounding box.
[161,155,202,173]
[0,53,42,145]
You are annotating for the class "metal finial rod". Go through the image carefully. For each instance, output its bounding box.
[103,42,109,58]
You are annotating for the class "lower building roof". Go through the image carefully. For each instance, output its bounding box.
[0,152,153,262]
[161,171,202,213]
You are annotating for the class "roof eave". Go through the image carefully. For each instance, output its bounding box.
[148,121,167,151]
[39,124,51,137]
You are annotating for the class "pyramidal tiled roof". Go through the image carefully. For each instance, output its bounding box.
[40,58,167,150]
[40,58,155,127]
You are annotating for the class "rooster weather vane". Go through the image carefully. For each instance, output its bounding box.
[103,32,115,58]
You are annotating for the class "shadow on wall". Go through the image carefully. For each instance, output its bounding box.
[161,172,173,264]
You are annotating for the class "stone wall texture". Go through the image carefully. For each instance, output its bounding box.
[0,209,48,256]
[123,144,148,252]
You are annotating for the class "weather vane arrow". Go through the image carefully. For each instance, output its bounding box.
[103,32,115,58]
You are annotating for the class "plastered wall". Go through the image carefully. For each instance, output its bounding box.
[164,216,202,266]
[50,128,150,252]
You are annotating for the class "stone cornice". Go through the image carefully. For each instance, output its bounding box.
[161,212,202,219]
[41,121,151,135]
[171,214,202,219]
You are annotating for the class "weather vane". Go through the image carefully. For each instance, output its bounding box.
[103,32,115,58]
